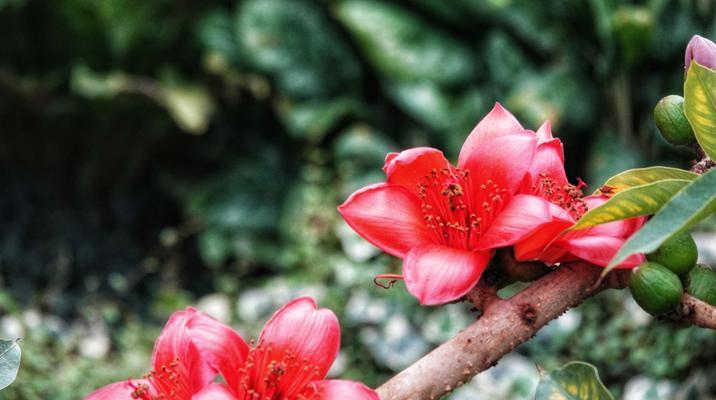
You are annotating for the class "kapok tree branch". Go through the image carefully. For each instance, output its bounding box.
[678,294,716,330]
[375,261,716,400]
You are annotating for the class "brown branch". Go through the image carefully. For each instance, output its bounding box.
[678,294,716,330]
[375,261,716,400]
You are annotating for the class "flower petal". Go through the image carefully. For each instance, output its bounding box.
[513,219,573,261]
[458,103,525,167]
[186,312,249,393]
[403,243,491,305]
[460,133,537,198]
[522,137,567,190]
[478,195,571,249]
[559,235,644,268]
[311,380,380,400]
[257,297,340,393]
[84,380,149,400]
[338,183,432,258]
[535,120,555,143]
[193,383,237,400]
[152,308,213,393]
[383,147,450,194]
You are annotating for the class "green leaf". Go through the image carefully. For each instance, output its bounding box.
[684,61,716,160]
[157,83,215,135]
[0,339,21,391]
[607,168,716,271]
[384,81,454,130]
[535,361,613,400]
[336,0,475,85]
[236,0,361,98]
[572,179,690,230]
[277,97,361,141]
[597,166,698,193]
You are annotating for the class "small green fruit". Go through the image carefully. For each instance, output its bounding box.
[629,262,683,315]
[647,231,698,275]
[687,264,716,305]
[654,95,696,146]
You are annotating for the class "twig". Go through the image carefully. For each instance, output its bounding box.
[678,294,716,330]
[375,261,716,400]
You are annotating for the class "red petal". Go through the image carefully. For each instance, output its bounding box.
[458,103,525,167]
[84,380,150,400]
[383,147,450,194]
[511,199,574,260]
[186,312,249,393]
[338,183,432,258]
[535,120,555,143]
[256,297,340,394]
[479,195,572,249]
[311,380,380,400]
[403,243,491,305]
[460,133,537,198]
[522,138,567,191]
[152,308,213,393]
[560,236,644,268]
[193,384,237,400]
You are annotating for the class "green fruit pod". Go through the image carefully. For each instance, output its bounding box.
[629,262,683,315]
[653,95,696,146]
[647,231,698,275]
[687,264,716,305]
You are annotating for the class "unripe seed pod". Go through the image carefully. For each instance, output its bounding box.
[629,262,683,315]
[653,95,696,146]
[647,231,698,275]
[687,264,716,305]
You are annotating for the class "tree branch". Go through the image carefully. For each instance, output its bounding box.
[375,261,716,400]
[678,294,716,330]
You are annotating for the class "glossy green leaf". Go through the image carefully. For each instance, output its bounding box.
[535,361,613,400]
[277,97,361,141]
[684,61,716,160]
[0,339,21,391]
[596,166,697,194]
[385,81,454,130]
[572,179,690,230]
[336,0,474,85]
[236,0,361,97]
[607,168,716,271]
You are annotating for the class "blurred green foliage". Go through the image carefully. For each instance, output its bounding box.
[0,0,716,398]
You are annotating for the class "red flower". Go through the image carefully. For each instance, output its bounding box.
[205,297,378,400]
[85,307,243,400]
[513,121,645,267]
[86,298,378,400]
[339,104,562,305]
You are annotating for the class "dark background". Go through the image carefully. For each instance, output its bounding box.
[0,0,715,398]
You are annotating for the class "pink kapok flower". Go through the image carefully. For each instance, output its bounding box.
[339,103,563,305]
[85,307,244,400]
[210,296,379,400]
[514,121,645,268]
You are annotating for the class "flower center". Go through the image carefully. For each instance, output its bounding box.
[130,358,191,400]
[418,167,506,250]
[236,342,323,400]
[533,172,587,219]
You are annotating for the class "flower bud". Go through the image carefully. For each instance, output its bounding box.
[685,34,716,71]
[653,95,695,146]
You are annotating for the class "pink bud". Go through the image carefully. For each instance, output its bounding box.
[685,35,716,71]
